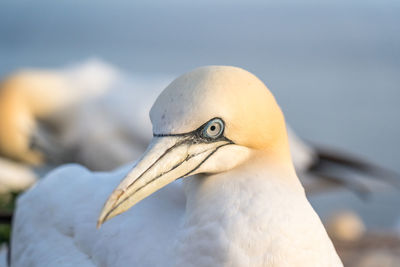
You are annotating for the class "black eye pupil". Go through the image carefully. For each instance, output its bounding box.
[203,118,224,139]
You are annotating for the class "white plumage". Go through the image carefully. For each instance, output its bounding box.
[12,66,342,266]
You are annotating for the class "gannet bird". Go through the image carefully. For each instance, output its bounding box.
[12,66,343,266]
[0,59,117,165]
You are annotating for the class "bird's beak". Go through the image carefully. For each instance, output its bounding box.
[97,136,230,227]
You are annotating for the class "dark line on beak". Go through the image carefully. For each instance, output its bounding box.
[125,137,188,191]
[101,138,188,223]
[182,142,232,177]
[102,142,232,222]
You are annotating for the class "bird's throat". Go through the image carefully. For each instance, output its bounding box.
[175,163,305,265]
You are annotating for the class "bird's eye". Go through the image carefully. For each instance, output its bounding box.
[202,118,224,139]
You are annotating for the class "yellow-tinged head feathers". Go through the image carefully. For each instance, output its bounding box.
[98,65,292,226]
[150,65,288,153]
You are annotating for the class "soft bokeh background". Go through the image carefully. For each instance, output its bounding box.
[0,0,399,228]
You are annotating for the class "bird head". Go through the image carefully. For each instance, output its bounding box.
[97,66,290,227]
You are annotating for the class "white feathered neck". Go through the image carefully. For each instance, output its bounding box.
[175,153,342,266]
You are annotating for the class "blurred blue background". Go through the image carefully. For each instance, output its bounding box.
[0,0,399,174]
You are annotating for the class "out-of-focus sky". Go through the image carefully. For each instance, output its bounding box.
[0,0,399,172]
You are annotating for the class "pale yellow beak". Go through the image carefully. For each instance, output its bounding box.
[97,136,230,228]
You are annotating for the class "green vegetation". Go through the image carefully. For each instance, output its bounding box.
[0,192,18,245]
[0,224,11,244]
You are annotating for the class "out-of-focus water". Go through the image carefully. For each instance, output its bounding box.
[0,1,399,227]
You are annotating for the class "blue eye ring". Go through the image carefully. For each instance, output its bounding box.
[202,118,224,139]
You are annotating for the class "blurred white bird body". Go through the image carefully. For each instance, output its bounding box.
[0,59,117,165]
[12,66,342,266]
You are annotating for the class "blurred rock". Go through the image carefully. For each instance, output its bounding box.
[334,232,400,267]
[327,210,366,242]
